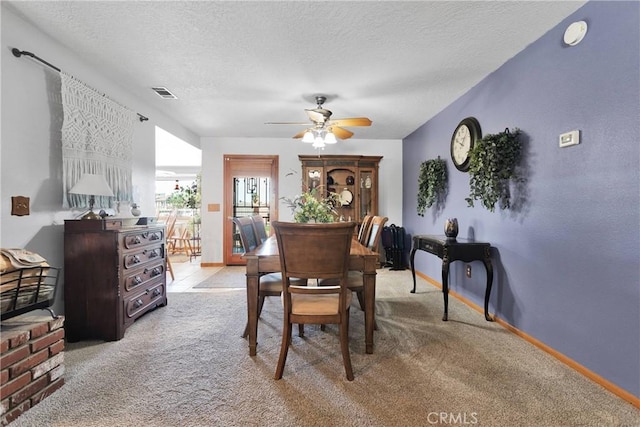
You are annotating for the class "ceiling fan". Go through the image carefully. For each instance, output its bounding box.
[266,96,372,144]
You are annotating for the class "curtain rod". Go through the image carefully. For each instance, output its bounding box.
[12,48,149,122]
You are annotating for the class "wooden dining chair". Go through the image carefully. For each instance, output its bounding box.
[232,216,284,338]
[172,224,194,257]
[250,214,269,244]
[320,215,388,312]
[162,211,178,281]
[357,215,373,245]
[272,221,356,381]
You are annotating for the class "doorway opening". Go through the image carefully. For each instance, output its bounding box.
[224,155,279,265]
[155,126,202,275]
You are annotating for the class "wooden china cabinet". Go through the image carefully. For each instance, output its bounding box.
[299,155,382,225]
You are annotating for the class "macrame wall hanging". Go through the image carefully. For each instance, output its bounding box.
[60,71,136,209]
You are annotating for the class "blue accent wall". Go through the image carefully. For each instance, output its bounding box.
[402,1,639,398]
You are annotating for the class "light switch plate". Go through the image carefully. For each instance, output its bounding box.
[11,196,30,216]
[559,130,580,148]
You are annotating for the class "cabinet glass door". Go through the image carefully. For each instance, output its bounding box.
[304,167,323,194]
[359,170,374,221]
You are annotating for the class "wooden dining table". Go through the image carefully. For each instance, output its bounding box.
[244,234,379,356]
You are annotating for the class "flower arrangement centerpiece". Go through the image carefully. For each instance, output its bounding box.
[282,186,338,223]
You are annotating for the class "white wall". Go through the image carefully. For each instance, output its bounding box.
[1,5,198,314]
[199,137,402,263]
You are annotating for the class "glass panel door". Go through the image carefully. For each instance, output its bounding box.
[231,177,271,256]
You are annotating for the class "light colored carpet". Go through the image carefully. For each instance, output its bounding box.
[193,266,248,288]
[10,269,638,426]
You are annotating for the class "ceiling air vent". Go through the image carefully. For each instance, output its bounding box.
[151,87,177,99]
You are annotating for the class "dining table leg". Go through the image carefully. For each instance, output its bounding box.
[362,259,377,354]
[245,260,260,356]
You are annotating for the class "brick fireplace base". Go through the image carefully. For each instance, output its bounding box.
[0,314,65,425]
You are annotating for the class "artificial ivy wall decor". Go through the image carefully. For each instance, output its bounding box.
[466,128,522,212]
[417,156,448,216]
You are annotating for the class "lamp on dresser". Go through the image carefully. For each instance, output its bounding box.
[69,173,114,219]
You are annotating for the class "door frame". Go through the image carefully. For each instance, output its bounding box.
[223,155,279,265]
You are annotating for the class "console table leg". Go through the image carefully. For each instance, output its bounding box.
[483,257,494,321]
[410,247,418,293]
[442,259,450,321]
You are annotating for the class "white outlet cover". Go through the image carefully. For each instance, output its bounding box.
[559,130,580,148]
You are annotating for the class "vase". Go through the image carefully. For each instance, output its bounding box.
[444,218,458,238]
[131,204,141,217]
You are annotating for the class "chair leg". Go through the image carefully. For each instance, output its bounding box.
[241,321,249,338]
[356,290,365,310]
[275,321,292,380]
[257,295,266,316]
[340,310,354,381]
[166,256,175,281]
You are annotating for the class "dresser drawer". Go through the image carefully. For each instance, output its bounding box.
[123,244,164,269]
[124,281,166,320]
[123,262,166,292]
[122,229,164,250]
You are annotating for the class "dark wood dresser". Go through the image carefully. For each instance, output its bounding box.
[63,218,168,342]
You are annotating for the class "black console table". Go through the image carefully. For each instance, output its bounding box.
[410,235,493,321]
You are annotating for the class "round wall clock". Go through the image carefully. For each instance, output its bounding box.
[450,117,481,172]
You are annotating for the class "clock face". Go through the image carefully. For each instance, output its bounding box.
[450,117,481,171]
[452,125,471,165]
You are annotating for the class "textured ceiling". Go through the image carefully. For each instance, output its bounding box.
[5,1,586,141]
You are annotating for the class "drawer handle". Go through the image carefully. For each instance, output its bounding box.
[142,249,159,258]
[141,232,149,239]
[133,299,144,308]
[145,267,161,277]
[149,233,160,241]
[133,276,142,285]
[152,288,162,297]
[132,255,141,264]
[132,236,141,244]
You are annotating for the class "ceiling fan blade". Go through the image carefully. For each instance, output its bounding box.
[265,122,309,125]
[329,126,354,140]
[327,117,372,127]
[292,129,309,139]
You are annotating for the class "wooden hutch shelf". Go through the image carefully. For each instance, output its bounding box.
[299,155,382,224]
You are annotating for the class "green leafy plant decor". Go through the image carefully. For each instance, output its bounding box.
[466,128,522,212]
[166,174,201,210]
[281,187,338,223]
[417,156,448,216]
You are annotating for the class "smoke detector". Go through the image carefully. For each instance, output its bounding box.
[563,21,588,46]
[151,87,177,99]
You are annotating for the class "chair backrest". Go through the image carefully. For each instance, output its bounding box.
[164,211,178,239]
[357,215,373,245]
[232,216,260,253]
[272,221,354,281]
[365,216,389,252]
[250,214,268,244]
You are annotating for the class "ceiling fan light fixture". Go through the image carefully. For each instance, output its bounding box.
[267,95,371,144]
[324,131,337,144]
[312,136,325,149]
[302,131,315,143]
